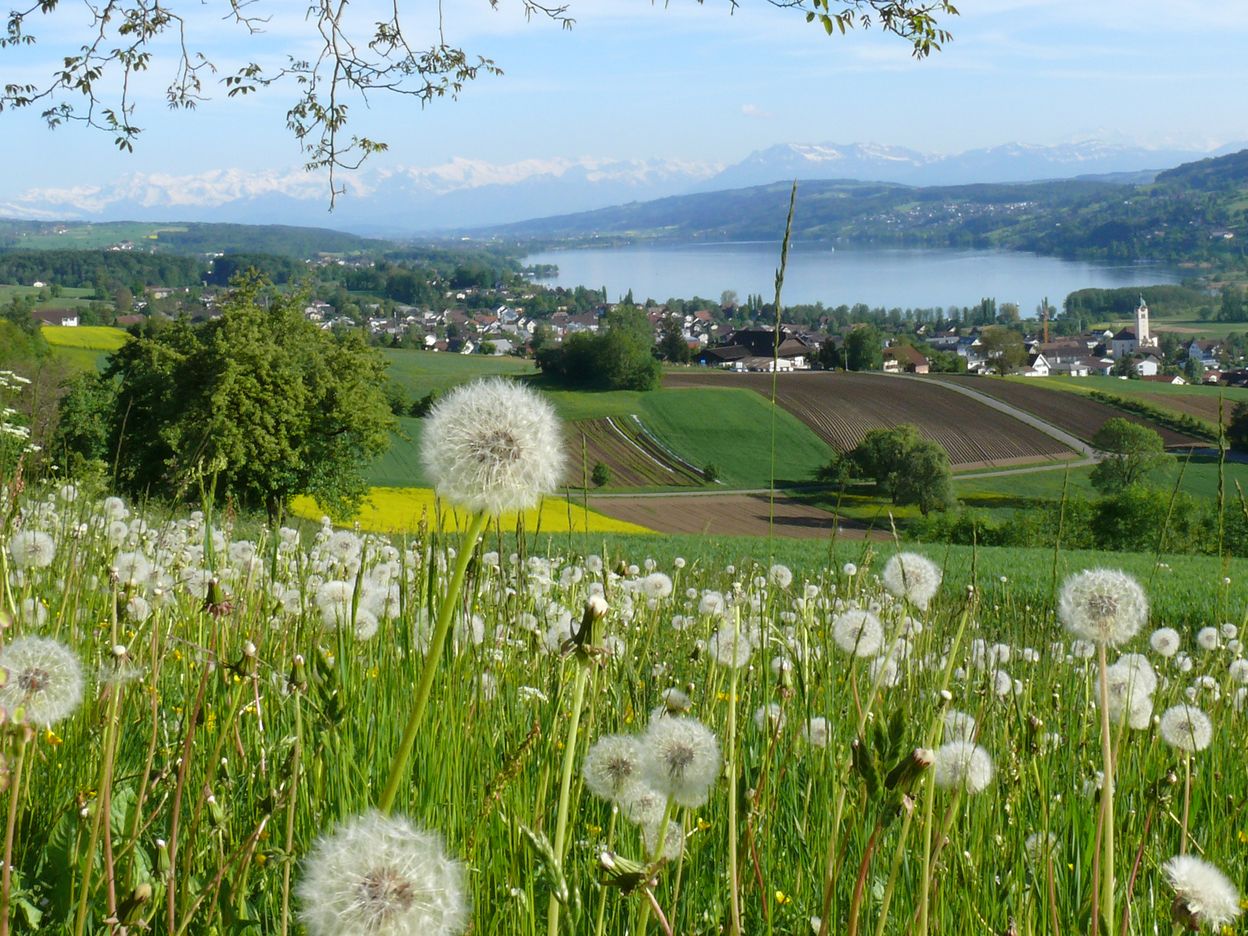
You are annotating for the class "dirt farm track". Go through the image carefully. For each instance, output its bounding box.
[588,492,885,539]
[665,371,1076,469]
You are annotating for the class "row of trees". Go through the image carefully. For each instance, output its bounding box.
[534,307,663,390]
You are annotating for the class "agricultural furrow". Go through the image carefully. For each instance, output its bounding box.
[664,371,1075,469]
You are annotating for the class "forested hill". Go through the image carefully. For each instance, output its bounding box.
[0,220,385,257]
[482,149,1248,266]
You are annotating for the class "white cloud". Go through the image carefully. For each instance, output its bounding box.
[741,103,772,119]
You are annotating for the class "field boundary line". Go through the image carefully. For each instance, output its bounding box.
[891,373,1096,458]
[622,414,712,479]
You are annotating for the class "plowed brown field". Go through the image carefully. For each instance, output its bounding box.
[933,376,1204,447]
[588,492,886,539]
[665,371,1075,469]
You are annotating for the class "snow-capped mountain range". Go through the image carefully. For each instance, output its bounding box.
[2,141,1240,235]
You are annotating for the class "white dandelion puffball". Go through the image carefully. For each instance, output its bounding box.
[1196,627,1221,652]
[1158,704,1213,754]
[641,717,721,808]
[1229,658,1248,685]
[0,636,84,727]
[420,378,565,516]
[831,609,884,657]
[1057,569,1148,646]
[298,811,468,936]
[768,564,793,589]
[933,740,994,794]
[881,552,941,609]
[707,623,753,668]
[642,572,674,600]
[1161,855,1242,930]
[802,716,830,748]
[8,530,56,569]
[582,734,645,803]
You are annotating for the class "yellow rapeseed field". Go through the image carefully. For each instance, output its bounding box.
[291,487,653,535]
[40,325,129,351]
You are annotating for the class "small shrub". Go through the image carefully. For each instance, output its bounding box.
[591,462,611,487]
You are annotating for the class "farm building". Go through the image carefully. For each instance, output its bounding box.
[882,345,930,374]
[32,308,79,327]
[698,326,816,371]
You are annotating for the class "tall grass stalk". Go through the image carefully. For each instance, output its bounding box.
[377,509,489,815]
[0,731,28,936]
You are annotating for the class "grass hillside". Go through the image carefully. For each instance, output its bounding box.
[382,349,536,399]
[366,385,834,490]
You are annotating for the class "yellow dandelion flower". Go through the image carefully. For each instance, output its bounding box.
[43,729,63,746]
[775,890,791,905]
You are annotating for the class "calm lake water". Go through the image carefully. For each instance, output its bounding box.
[527,243,1179,310]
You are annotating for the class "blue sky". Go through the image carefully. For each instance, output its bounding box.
[0,0,1245,196]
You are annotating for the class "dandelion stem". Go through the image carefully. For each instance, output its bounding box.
[546,652,592,936]
[279,670,304,936]
[0,731,28,936]
[1179,754,1191,856]
[726,613,743,936]
[1097,641,1116,936]
[74,677,124,936]
[378,510,489,815]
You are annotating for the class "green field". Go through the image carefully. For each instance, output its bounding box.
[1102,317,1248,339]
[2,222,189,250]
[366,385,834,490]
[382,348,535,399]
[0,283,98,309]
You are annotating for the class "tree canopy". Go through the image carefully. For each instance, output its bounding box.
[0,1,955,201]
[848,423,953,515]
[1088,417,1172,494]
[535,306,662,391]
[55,275,394,516]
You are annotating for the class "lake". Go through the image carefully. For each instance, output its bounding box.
[527,243,1180,311]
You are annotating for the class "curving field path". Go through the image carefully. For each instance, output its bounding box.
[665,371,1077,469]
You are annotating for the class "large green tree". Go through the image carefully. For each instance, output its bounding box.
[1088,417,1172,494]
[844,324,884,371]
[850,423,953,515]
[979,325,1027,376]
[59,275,394,517]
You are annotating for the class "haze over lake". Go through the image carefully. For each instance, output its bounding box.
[528,243,1180,310]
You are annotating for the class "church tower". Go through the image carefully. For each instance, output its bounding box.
[1135,295,1153,348]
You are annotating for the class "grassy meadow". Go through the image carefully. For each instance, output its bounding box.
[0,483,1244,936]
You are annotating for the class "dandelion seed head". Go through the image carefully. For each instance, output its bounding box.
[802,716,830,749]
[582,734,645,802]
[768,564,793,589]
[421,378,564,516]
[641,717,720,808]
[8,530,56,569]
[933,740,994,794]
[1161,855,1242,930]
[0,636,84,727]
[831,609,884,658]
[707,623,752,669]
[642,572,673,600]
[1057,569,1148,647]
[1158,704,1213,754]
[943,710,976,742]
[881,552,941,610]
[297,811,468,936]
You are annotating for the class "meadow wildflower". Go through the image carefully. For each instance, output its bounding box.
[1057,569,1148,646]
[8,529,56,569]
[753,703,785,732]
[933,740,994,794]
[642,717,721,808]
[1228,658,1248,684]
[881,552,942,609]
[707,623,752,668]
[1196,627,1220,652]
[582,735,645,802]
[643,819,685,862]
[642,572,674,600]
[297,811,468,936]
[0,636,84,727]
[1158,704,1213,753]
[769,563,793,589]
[420,378,564,516]
[1160,854,1242,930]
[802,716,830,748]
[831,609,884,657]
